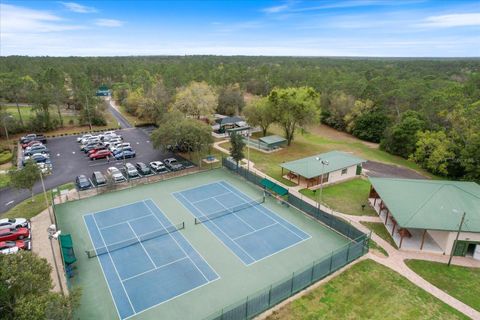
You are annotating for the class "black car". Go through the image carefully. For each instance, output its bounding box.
[75,175,92,190]
[135,162,151,175]
[91,171,106,186]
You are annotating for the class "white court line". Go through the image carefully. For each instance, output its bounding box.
[92,200,151,228]
[231,222,278,241]
[144,199,220,281]
[92,214,137,315]
[121,257,188,282]
[189,191,232,204]
[99,213,154,230]
[211,197,256,231]
[142,200,210,282]
[219,181,310,241]
[83,214,123,320]
[181,193,257,264]
[126,222,157,268]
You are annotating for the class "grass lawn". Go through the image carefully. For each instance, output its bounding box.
[299,178,377,216]
[118,105,150,126]
[267,259,467,320]
[369,239,388,257]
[0,173,9,189]
[218,124,435,183]
[361,222,398,249]
[3,183,75,220]
[405,260,480,312]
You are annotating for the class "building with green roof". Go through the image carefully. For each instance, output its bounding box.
[280,151,365,188]
[368,177,480,260]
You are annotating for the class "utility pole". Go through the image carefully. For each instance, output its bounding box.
[448,211,466,266]
[315,157,329,212]
[39,170,53,224]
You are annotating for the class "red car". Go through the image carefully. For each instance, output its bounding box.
[88,146,107,155]
[22,140,42,149]
[0,228,30,241]
[90,149,112,160]
[0,240,31,254]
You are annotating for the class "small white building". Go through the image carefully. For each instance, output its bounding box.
[369,178,480,260]
[280,151,365,188]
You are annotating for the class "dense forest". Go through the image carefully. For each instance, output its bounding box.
[0,56,479,181]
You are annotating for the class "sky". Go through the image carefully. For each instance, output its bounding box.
[1,0,479,57]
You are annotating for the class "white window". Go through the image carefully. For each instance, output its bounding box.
[341,168,348,175]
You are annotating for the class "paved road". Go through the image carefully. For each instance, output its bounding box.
[107,99,132,129]
[363,161,427,179]
[0,128,183,214]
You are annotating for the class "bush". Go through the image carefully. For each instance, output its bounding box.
[0,151,12,165]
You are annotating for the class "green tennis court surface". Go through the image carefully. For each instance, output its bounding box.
[55,168,350,320]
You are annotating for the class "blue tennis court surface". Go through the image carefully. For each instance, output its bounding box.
[174,181,311,265]
[84,200,219,320]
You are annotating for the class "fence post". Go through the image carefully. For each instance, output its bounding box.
[346,242,351,262]
[329,251,334,272]
[290,272,294,294]
[268,285,272,306]
[245,296,249,319]
[310,261,315,282]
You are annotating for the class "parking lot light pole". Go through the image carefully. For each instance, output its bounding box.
[448,210,466,267]
[39,170,53,223]
[315,157,329,212]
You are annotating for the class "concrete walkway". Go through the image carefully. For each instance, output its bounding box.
[213,143,480,319]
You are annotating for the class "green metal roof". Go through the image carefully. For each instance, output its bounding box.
[280,151,365,179]
[259,135,287,146]
[369,178,480,232]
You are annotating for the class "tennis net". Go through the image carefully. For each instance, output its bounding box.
[86,222,185,258]
[194,197,265,224]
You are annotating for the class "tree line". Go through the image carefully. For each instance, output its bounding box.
[0,56,479,181]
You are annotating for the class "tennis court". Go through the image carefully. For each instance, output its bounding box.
[174,181,311,265]
[83,200,219,320]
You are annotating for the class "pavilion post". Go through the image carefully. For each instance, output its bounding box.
[391,221,396,236]
[385,210,389,224]
[399,234,404,248]
[373,197,377,206]
[420,229,427,250]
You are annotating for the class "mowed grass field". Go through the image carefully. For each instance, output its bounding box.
[361,222,398,249]
[405,260,480,312]
[267,259,468,320]
[219,124,434,185]
[299,178,377,216]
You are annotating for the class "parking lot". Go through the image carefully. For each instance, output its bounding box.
[1,128,192,213]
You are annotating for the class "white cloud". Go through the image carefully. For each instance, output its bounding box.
[417,13,480,28]
[0,3,85,33]
[60,2,97,13]
[262,4,290,14]
[95,19,124,27]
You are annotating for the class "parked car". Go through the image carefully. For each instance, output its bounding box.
[0,218,29,231]
[0,240,31,254]
[107,167,126,183]
[24,145,49,156]
[91,171,107,186]
[149,161,168,173]
[124,163,139,178]
[83,143,105,153]
[89,149,112,160]
[111,143,131,153]
[0,228,30,241]
[135,162,152,175]
[20,133,46,144]
[112,147,133,156]
[105,137,122,147]
[75,175,92,190]
[77,134,93,143]
[114,150,136,160]
[164,158,183,171]
[36,162,52,174]
[22,140,42,149]
[80,136,100,146]
[87,146,107,155]
[23,153,50,165]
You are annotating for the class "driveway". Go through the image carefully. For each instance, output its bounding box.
[107,98,132,129]
[363,161,427,179]
[0,128,186,214]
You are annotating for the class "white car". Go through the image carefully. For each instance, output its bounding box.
[107,167,126,183]
[124,163,139,178]
[77,134,93,143]
[81,136,100,145]
[111,143,131,153]
[149,161,168,173]
[106,138,122,147]
[0,218,29,230]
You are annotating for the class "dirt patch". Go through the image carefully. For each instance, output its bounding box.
[308,124,379,148]
[363,161,428,179]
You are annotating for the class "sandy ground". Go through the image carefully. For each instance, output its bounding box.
[308,124,379,148]
[31,207,68,294]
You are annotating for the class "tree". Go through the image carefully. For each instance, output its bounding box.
[44,67,67,127]
[269,87,320,145]
[410,130,455,176]
[461,133,480,182]
[151,111,213,162]
[172,81,217,118]
[0,251,80,320]
[243,97,274,136]
[216,84,245,116]
[351,111,390,143]
[320,91,355,130]
[344,99,375,133]
[8,160,40,201]
[0,74,36,127]
[380,111,426,158]
[229,132,245,168]
[137,77,171,123]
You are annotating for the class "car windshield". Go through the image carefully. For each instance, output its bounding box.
[8,218,15,223]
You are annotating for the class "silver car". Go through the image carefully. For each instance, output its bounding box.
[107,167,126,183]
[0,218,29,230]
